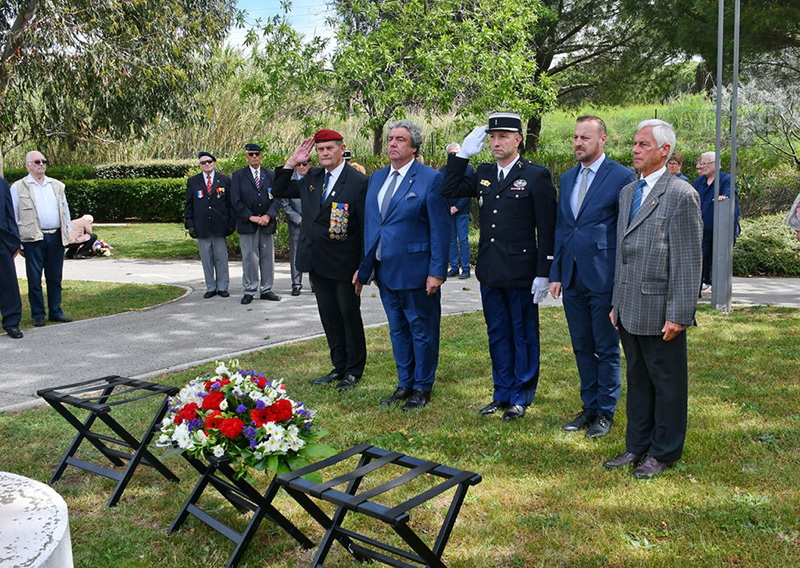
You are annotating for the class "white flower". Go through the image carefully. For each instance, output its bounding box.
[156,434,171,446]
[173,423,191,449]
[264,422,284,440]
[194,430,209,445]
[215,363,229,376]
[219,399,228,411]
[213,445,225,458]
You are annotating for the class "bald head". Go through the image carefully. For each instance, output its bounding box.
[25,151,48,182]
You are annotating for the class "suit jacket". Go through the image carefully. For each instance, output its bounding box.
[358,160,450,290]
[441,154,557,288]
[273,164,368,281]
[230,166,279,234]
[279,198,303,228]
[184,171,234,238]
[550,158,636,292]
[612,172,703,336]
[0,179,20,254]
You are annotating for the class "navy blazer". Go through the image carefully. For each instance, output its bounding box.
[184,171,235,238]
[442,154,557,288]
[358,160,450,290]
[273,164,368,281]
[549,158,636,293]
[0,178,20,254]
[230,166,280,234]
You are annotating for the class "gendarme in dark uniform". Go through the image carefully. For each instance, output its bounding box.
[272,129,368,391]
[442,112,557,421]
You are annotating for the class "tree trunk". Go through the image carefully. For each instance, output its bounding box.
[525,115,542,155]
[372,125,383,155]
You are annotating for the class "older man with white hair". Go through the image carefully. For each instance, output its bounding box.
[604,119,702,479]
[11,151,73,327]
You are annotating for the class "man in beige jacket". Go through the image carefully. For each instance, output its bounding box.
[10,151,73,327]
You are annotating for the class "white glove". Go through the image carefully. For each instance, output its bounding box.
[532,277,549,304]
[456,125,489,158]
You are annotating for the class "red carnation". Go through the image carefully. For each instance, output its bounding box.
[219,418,244,439]
[270,399,293,422]
[251,407,271,428]
[174,402,199,424]
[202,391,225,411]
[252,375,267,389]
[204,410,224,433]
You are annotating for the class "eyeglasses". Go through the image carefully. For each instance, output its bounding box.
[697,162,713,167]
[27,159,48,165]
[667,161,681,166]
[199,159,214,165]
[297,161,311,167]
[247,152,261,157]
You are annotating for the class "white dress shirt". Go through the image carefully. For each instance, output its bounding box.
[570,153,606,216]
[11,175,71,231]
[640,165,667,201]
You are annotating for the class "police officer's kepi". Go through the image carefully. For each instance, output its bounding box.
[488,112,522,133]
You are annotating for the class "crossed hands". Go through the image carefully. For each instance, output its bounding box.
[284,137,315,169]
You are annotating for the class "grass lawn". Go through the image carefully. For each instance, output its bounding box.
[16,278,184,329]
[95,223,199,259]
[1,305,798,567]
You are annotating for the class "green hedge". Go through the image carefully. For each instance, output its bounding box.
[733,213,800,276]
[66,178,185,222]
[95,162,192,179]
[738,170,800,217]
[4,165,96,183]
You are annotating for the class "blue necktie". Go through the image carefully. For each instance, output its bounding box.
[321,172,332,204]
[628,179,647,224]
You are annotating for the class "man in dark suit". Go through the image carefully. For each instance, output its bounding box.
[550,116,636,438]
[441,142,473,279]
[184,151,234,299]
[605,119,702,479]
[1,177,23,338]
[231,143,281,304]
[278,158,307,296]
[273,129,368,391]
[356,120,450,410]
[442,112,557,421]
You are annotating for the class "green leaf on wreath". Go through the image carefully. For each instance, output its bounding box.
[266,454,279,473]
[298,443,337,459]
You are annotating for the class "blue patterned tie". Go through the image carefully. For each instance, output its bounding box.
[321,172,332,204]
[628,179,647,224]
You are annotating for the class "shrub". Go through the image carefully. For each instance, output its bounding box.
[737,170,800,217]
[65,178,185,222]
[95,162,193,179]
[733,213,800,276]
[4,165,96,183]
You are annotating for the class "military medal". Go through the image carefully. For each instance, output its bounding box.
[480,179,491,186]
[329,202,350,240]
[196,190,203,199]
[479,195,484,207]
[513,179,527,187]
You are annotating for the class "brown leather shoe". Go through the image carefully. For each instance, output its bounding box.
[633,456,672,479]
[603,451,643,469]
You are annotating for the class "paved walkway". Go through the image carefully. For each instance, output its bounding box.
[2,255,799,412]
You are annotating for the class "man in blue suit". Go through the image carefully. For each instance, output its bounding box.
[550,115,636,438]
[356,120,450,410]
[1,177,23,339]
[441,142,473,279]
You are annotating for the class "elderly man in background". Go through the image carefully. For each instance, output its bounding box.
[1,176,23,338]
[11,151,72,327]
[278,158,308,297]
[692,151,740,292]
[606,119,702,479]
[65,214,96,259]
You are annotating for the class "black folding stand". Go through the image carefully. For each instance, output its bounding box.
[37,375,180,507]
[274,443,482,568]
[169,453,314,568]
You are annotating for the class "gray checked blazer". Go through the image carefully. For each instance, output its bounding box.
[612,171,703,336]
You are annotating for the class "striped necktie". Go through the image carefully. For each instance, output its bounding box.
[628,179,647,224]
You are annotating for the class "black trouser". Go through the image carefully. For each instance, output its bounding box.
[0,242,22,329]
[66,233,97,258]
[309,270,367,378]
[619,323,688,463]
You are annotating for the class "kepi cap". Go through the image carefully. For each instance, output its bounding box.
[314,129,344,143]
[244,143,263,152]
[198,151,216,161]
[343,150,352,160]
[488,112,522,133]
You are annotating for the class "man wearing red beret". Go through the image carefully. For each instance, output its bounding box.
[273,130,369,391]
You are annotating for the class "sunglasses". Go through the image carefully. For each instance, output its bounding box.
[199,159,214,165]
[27,159,48,165]
[297,161,311,167]
[247,152,261,157]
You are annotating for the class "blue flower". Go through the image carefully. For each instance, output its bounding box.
[250,439,258,449]
[256,399,266,410]
[236,404,247,413]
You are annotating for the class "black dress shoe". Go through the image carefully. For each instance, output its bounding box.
[380,387,413,405]
[311,371,342,386]
[633,456,672,479]
[478,400,508,415]
[33,318,46,327]
[4,326,23,339]
[241,294,254,305]
[586,415,613,439]
[261,291,282,301]
[291,286,302,296]
[603,452,643,469]
[218,290,230,298]
[336,374,360,391]
[502,404,526,421]
[203,291,217,299]
[458,269,471,279]
[402,389,430,411]
[446,267,459,277]
[563,409,596,431]
[49,314,72,323]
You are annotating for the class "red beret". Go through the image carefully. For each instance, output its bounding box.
[314,129,343,143]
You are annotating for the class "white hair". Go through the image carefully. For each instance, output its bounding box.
[700,151,716,161]
[445,142,460,154]
[636,119,676,160]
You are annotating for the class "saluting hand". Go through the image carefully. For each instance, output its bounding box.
[457,125,489,158]
[285,137,315,169]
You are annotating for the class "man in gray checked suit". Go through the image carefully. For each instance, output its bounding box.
[604,119,702,479]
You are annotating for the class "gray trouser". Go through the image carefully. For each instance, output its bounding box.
[288,224,302,287]
[198,236,230,292]
[239,228,274,295]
